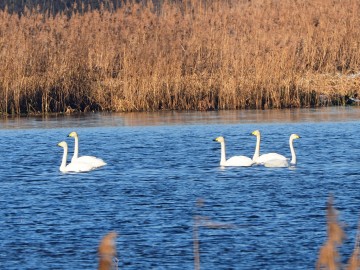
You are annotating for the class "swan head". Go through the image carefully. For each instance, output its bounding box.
[68,131,78,138]
[213,136,225,143]
[290,134,301,140]
[251,130,260,137]
[57,141,68,148]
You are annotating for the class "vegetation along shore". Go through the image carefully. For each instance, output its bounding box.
[1,0,360,115]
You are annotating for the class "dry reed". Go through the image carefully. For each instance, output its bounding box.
[316,196,360,270]
[1,0,360,115]
[346,221,360,270]
[316,196,345,270]
[98,231,117,270]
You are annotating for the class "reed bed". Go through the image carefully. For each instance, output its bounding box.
[1,0,360,115]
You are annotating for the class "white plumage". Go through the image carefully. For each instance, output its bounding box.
[263,134,301,168]
[214,136,254,167]
[68,131,106,168]
[57,141,96,173]
[251,130,287,164]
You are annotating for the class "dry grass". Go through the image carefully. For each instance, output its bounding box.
[1,0,360,115]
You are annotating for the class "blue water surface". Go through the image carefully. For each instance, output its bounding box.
[0,108,359,270]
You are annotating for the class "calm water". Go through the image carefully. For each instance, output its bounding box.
[1,108,360,270]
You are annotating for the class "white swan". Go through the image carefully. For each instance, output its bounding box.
[263,134,301,168]
[68,131,106,168]
[57,141,96,173]
[214,136,254,167]
[251,130,287,164]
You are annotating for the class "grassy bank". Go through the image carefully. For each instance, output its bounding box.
[1,0,360,115]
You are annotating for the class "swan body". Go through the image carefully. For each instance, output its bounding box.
[251,130,287,164]
[263,134,301,168]
[214,136,254,167]
[256,153,287,164]
[68,131,106,168]
[57,141,96,173]
[263,159,289,168]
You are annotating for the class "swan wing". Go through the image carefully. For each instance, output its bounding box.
[74,155,107,168]
[224,156,254,167]
[256,153,286,164]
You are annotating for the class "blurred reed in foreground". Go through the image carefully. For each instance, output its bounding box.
[316,196,360,270]
[1,0,360,115]
[96,197,360,270]
[193,198,235,270]
[98,231,118,270]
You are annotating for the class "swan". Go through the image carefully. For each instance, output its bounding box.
[251,130,287,164]
[214,136,254,167]
[263,134,301,168]
[68,131,106,168]
[57,141,96,173]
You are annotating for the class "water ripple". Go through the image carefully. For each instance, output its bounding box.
[1,109,360,269]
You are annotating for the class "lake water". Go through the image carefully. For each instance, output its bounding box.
[0,108,359,270]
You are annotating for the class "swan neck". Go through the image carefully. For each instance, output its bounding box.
[60,146,68,171]
[73,136,79,160]
[253,135,260,161]
[289,138,296,164]
[220,141,226,165]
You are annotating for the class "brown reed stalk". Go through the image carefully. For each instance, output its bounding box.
[316,196,345,270]
[346,220,360,270]
[1,0,360,115]
[317,240,340,270]
[98,231,117,270]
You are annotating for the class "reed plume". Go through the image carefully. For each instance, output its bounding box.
[316,196,345,270]
[346,220,360,270]
[98,231,117,270]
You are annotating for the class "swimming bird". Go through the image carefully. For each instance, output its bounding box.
[214,136,254,167]
[263,134,301,168]
[57,141,96,173]
[68,131,106,168]
[251,130,287,164]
